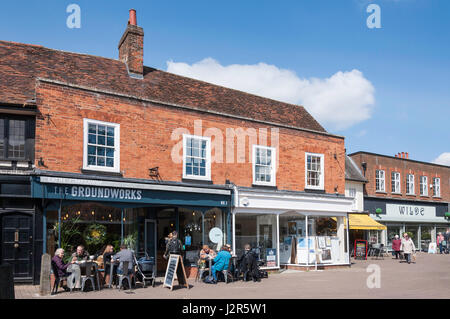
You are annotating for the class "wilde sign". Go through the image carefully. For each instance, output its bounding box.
[163,254,189,291]
[385,204,438,222]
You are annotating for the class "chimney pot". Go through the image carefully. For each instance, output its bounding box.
[406,152,409,159]
[401,152,405,159]
[119,9,144,77]
[129,9,137,26]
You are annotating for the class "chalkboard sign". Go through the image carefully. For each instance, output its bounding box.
[354,240,368,260]
[163,254,189,291]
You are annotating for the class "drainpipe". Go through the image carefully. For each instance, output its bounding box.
[231,183,239,255]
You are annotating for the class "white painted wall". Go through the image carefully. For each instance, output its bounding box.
[345,181,365,212]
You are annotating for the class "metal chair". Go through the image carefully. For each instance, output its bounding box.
[370,243,380,259]
[118,261,133,290]
[375,244,385,260]
[51,261,71,295]
[221,258,235,284]
[81,262,96,292]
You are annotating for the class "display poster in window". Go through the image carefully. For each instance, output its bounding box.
[325,236,332,247]
[297,237,307,249]
[185,235,191,246]
[296,237,308,264]
[320,248,332,263]
[318,236,326,249]
[266,248,277,267]
[284,236,292,245]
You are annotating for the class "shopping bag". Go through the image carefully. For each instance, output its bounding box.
[412,253,416,262]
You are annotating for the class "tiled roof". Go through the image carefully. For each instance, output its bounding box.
[345,155,367,182]
[0,40,327,133]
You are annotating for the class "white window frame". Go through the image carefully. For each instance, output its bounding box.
[391,172,401,194]
[406,174,415,195]
[83,118,120,173]
[375,170,385,192]
[433,178,441,197]
[420,176,428,196]
[252,145,276,186]
[182,134,211,181]
[305,152,324,190]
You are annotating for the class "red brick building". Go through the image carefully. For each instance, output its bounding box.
[0,10,353,283]
[349,151,450,252]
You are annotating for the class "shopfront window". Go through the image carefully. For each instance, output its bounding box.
[420,225,433,252]
[235,214,278,268]
[46,203,124,260]
[279,213,347,265]
[179,208,203,265]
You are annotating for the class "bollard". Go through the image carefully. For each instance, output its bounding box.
[0,264,15,299]
[39,254,51,296]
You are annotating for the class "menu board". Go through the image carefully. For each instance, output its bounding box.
[163,254,189,290]
[355,240,368,260]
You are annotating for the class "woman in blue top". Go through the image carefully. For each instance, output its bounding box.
[211,246,231,283]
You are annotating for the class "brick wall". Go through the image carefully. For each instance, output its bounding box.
[35,82,346,194]
[349,152,450,203]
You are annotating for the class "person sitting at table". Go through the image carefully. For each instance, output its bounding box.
[198,245,216,269]
[72,245,89,261]
[51,248,76,291]
[211,246,232,284]
[112,244,135,276]
[102,245,115,285]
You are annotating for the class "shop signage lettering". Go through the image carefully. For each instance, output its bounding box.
[398,206,425,216]
[384,203,438,221]
[52,186,143,200]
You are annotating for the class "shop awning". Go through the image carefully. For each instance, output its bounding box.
[348,213,386,230]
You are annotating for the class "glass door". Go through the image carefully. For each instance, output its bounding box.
[145,219,157,261]
[420,225,433,252]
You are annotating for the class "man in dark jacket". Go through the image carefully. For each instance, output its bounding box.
[238,244,260,282]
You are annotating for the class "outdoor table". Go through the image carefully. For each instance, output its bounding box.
[206,256,213,281]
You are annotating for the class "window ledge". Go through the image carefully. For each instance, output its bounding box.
[251,184,278,190]
[432,196,442,199]
[181,178,213,185]
[391,192,402,195]
[375,191,387,194]
[406,193,416,196]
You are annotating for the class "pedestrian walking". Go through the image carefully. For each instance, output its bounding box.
[400,232,416,264]
[437,232,445,254]
[392,235,402,259]
[444,229,450,254]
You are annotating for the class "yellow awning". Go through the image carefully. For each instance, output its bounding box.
[347,213,386,230]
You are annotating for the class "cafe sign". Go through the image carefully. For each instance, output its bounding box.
[384,203,438,222]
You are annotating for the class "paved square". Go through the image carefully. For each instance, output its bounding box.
[14,253,450,299]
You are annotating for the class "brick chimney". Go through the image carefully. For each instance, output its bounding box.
[118,9,144,77]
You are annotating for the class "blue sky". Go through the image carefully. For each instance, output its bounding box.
[0,0,449,164]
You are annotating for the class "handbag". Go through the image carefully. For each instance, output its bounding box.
[412,253,416,262]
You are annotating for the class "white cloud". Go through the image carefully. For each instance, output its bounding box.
[434,153,450,166]
[166,58,375,131]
